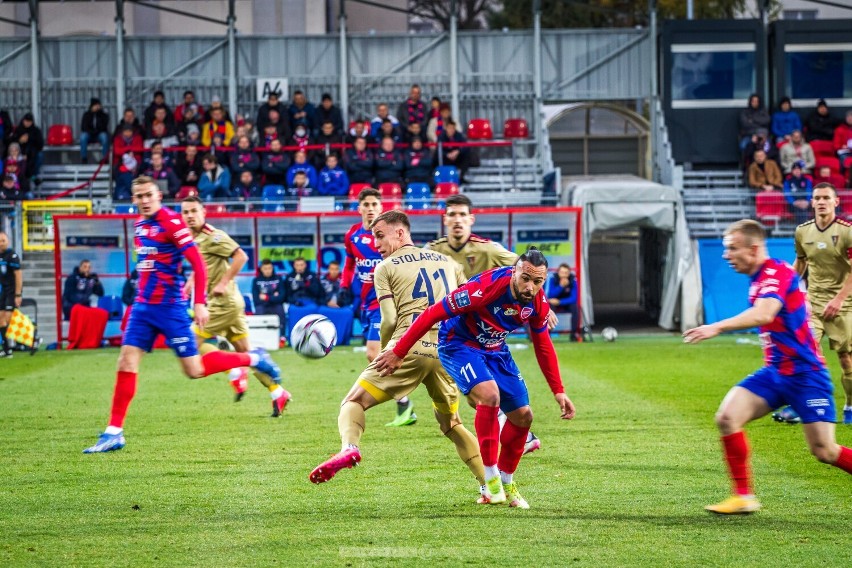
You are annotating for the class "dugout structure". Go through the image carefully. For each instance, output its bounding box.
[52,207,582,346]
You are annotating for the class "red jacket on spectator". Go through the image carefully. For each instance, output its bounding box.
[814,172,847,189]
[112,130,143,168]
[834,121,852,154]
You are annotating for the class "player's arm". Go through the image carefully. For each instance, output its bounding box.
[172,222,209,328]
[683,297,782,344]
[530,326,575,420]
[494,245,519,268]
[13,261,22,308]
[792,256,808,277]
[373,264,396,348]
[792,229,808,277]
[822,242,852,320]
[212,248,247,296]
[340,231,356,289]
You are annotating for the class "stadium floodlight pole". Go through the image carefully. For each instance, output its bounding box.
[450,0,460,126]
[533,0,543,169]
[227,0,238,122]
[115,0,126,124]
[687,0,694,19]
[649,0,658,181]
[28,0,41,127]
[339,0,349,128]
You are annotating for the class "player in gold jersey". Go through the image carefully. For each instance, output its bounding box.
[310,210,486,494]
[180,197,291,417]
[776,183,852,425]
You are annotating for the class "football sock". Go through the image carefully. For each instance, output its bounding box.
[0,326,8,352]
[200,351,251,376]
[842,371,852,406]
[721,431,753,496]
[497,420,530,476]
[474,405,500,468]
[270,386,286,400]
[338,401,365,450]
[500,470,513,485]
[445,423,486,484]
[108,371,138,429]
[833,446,852,475]
[484,465,500,480]
[497,408,507,430]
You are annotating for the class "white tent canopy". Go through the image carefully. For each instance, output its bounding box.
[565,176,702,331]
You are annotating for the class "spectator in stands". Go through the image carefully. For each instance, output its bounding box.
[373,118,402,144]
[4,142,27,181]
[121,270,138,307]
[805,99,837,142]
[398,84,428,139]
[403,121,425,144]
[0,173,32,201]
[262,109,291,145]
[207,95,233,123]
[738,93,771,151]
[439,120,471,180]
[288,90,317,135]
[79,97,110,164]
[813,164,847,190]
[256,91,286,132]
[202,107,235,148]
[62,259,105,320]
[113,107,143,138]
[313,120,344,170]
[404,136,434,185]
[286,150,318,190]
[370,103,399,139]
[747,148,783,193]
[198,153,232,200]
[12,113,44,180]
[779,129,815,174]
[546,263,582,342]
[771,97,801,143]
[833,110,852,174]
[0,108,14,156]
[288,171,314,199]
[374,137,404,185]
[112,125,142,200]
[253,258,286,323]
[783,161,813,224]
[145,107,179,149]
[143,91,173,134]
[176,103,203,145]
[2,160,28,196]
[345,136,374,185]
[143,140,174,170]
[315,93,344,137]
[233,170,261,201]
[175,143,202,188]
[742,128,779,170]
[427,99,448,143]
[285,257,322,308]
[261,138,290,186]
[291,123,312,154]
[318,154,349,197]
[174,90,205,124]
[321,260,343,308]
[143,152,180,196]
[346,118,369,144]
[230,135,260,178]
[242,119,260,148]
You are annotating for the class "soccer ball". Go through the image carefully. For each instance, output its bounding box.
[601,327,618,342]
[291,314,337,359]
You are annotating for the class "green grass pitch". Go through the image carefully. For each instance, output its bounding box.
[0,335,850,567]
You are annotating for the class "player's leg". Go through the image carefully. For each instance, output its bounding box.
[0,308,12,356]
[838,351,852,424]
[832,314,852,424]
[775,316,828,424]
[231,335,291,417]
[491,351,533,508]
[705,369,777,514]
[802,421,852,473]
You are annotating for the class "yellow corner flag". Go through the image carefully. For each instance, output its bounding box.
[6,309,35,348]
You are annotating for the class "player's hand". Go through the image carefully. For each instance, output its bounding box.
[194,303,209,330]
[373,350,403,377]
[682,324,720,344]
[547,310,559,330]
[212,281,228,296]
[338,287,353,307]
[823,297,843,321]
[14,295,22,308]
[555,393,575,420]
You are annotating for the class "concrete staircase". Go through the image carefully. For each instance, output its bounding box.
[21,251,60,345]
[38,164,112,202]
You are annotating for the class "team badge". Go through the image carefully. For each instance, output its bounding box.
[466,255,476,270]
[520,307,533,319]
[833,235,839,245]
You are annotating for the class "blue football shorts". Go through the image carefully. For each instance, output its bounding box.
[438,342,530,413]
[361,307,381,342]
[738,365,836,424]
[123,302,199,358]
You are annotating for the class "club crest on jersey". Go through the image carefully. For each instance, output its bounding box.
[833,236,839,245]
[466,256,476,270]
[520,307,533,319]
[361,236,372,244]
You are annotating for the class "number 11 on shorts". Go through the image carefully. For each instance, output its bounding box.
[459,362,477,383]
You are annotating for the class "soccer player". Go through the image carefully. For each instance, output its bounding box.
[0,231,22,358]
[83,176,281,453]
[339,188,417,427]
[773,183,852,425]
[309,210,486,494]
[180,196,291,417]
[374,248,576,508]
[683,219,852,514]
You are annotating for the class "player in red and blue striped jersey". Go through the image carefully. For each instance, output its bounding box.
[683,220,852,514]
[374,248,576,508]
[84,176,280,454]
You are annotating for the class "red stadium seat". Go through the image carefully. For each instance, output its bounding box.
[378,183,403,209]
[467,118,493,140]
[434,182,460,198]
[815,156,841,173]
[176,186,199,200]
[503,118,529,139]
[810,139,835,158]
[838,190,852,219]
[207,204,228,214]
[47,124,73,146]
[348,182,373,201]
[755,190,792,223]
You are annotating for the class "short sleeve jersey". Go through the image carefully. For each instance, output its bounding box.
[426,234,518,278]
[343,222,383,311]
[373,245,466,341]
[438,266,550,352]
[0,248,21,291]
[194,223,241,308]
[134,207,196,305]
[794,218,852,312]
[749,258,826,375]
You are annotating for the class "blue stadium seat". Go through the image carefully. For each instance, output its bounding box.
[97,295,124,321]
[318,306,354,346]
[405,183,432,210]
[433,166,460,184]
[262,185,286,212]
[114,204,137,214]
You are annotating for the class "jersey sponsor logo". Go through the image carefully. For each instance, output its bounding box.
[521,307,533,319]
[475,320,510,347]
[817,242,827,249]
[503,307,518,316]
[137,259,154,271]
[137,246,158,255]
[806,398,831,408]
[356,257,382,268]
[360,236,372,244]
